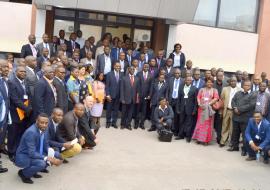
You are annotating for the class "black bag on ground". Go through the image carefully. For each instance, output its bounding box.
[158,129,173,142]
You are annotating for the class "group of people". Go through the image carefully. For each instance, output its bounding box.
[0,29,270,184]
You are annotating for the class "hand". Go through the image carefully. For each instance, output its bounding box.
[234,108,239,115]
[79,137,85,145]
[63,142,73,150]
[94,138,99,144]
[250,142,258,151]
[106,96,112,102]
[159,117,164,122]
[48,157,62,166]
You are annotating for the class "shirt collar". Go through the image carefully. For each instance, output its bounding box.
[43,76,53,84]
[159,105,167,111]
[26,66,35,73]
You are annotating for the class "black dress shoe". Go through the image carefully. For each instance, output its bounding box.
[241,151,247,156]
[139,125,145,130]
[0,149,8,155]
[134,124,138,129]
[18,170,33,184]
[175,137,184,140]
[219,144,225,148]
[263,159,269,164]
[148,127,156,132]
[112,124,118,129]
[0,166,8,173]
[227,147,239,152]
[245,157,256,161]
[186,138,191,143]
[120,125,125,129]
[106,123,111,128]
[40,169,49,173]
[63,159,69,164]
[126,126,132,130]
[33,173,42,178]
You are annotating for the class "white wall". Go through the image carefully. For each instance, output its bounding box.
[167,24,259,73]
[35,9,46,44]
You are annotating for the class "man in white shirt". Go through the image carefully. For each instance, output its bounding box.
[36,33,53,58]
[75,30,85,49]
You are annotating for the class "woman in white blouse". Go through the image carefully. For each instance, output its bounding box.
[169,43,186,70]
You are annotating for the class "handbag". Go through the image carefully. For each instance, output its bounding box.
[158,129,173,142]
[212,99,224,110]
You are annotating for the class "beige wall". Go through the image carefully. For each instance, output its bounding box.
[167,24,259,73]
[0,2,33,53]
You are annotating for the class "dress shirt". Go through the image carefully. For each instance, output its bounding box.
[29,44,37,57]
[104,54,112,75]
[159,105,167,113]
[228,87,237,109]
[44,76,57,103]
[183,84,191,98]
[173,52,181,67]
[76,37,85,48]
[120,60,125,72]
[172,78,180,99]
[43,42,51,57]
[193,79,200,88]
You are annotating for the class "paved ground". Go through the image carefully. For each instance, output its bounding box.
[0,119,269,190]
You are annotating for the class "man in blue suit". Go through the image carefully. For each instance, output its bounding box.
[245,112,270,161]
[0,90,8,173]
[15,113,62,184]
[33,66,56,119]
[192,69,205,90]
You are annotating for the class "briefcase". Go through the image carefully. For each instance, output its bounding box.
[158,129,173,142]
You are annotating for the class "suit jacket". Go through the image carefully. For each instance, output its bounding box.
[0,91,6,127]
[25,66,38,99]
[118,60,129,74]
[155,57,166,69]
[125,54,134,66]
[137,71,152,99]
[169,52,186,70]
[79,47,93,59]
[58,111,82,141]
[120,75,139,104]
[36,42,53,57]
[251,84,260,92]
[176,84,198,115]
[181,68,194,78]
[65,40,80,54]
[150,80,168,106]
[33,77,55,117]
[163,66,174,80]
[78,108,96,145]
[105,71,122,99]
[245,118,270,149]
[168,77,182,103]
[192,78,205,90]
[149,67,159,79]
[0,79,9,124]
[8,77,32,123]
[96,53,113,75]
[15,124,49,168]
[36,56,49,72]
[111,47,126,63]
[20,44,38,58]
[53,77,68,114]
[48,118,65,150]
[221,86,242,117]
[153,105,174,124]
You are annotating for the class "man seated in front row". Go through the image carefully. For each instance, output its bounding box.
[153,97,174,133]
[48,108,79,162]
[15,113,62,184]
[245,112,270,162]
[58,103,85,159]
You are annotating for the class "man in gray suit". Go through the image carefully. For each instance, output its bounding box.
[25,56,38,99]
[96,46,112,77]
[36,34,53,58]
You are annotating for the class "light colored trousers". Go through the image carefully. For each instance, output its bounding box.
[220,109,233,145]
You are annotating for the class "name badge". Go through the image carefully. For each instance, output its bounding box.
[255,135,260,140]
[256,102,261,106]
[204,97,209,101]
[23,95,28,100]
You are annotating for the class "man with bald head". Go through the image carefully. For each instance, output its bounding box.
[36,33,53,58]
[21,34,38,58]
[33,66,56,118]
[251,74,261,92]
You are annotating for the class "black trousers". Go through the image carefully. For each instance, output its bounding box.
[121,103,135,127]
[7,121,28,155]
[214,113,223,144]
[245,139,261,158]
[231,121,247,152]
[0,119,8,147]
[136,98,149,126]
[170,99,180,135]
[106,98,120,125]
[151,105,157,128]
[178,112,194,138]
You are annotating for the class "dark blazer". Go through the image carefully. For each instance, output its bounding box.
[137,71,152,98]
[53,77,68,114]
[33,77,55,117]
[125,54,134,66]
[111,47,126,63]
[0,78,9,113]
[105,71,122,99]
[163,66,174,80]
[48,118,65,150]
[25,66,38,99]
[120,75,139,104]
[150,80,168,106]
[20,44,38,58]
[96,53,113,75]
[153,105,174,124]
[176,84,198,115]
[36,56,49,72]
[8,77,32,123]
[192,79,205,90]
[169,52,186,70]
[65,40,80,54]
[155,57,166,69]
[118,60,129,74]
[15,124,49,168]
[36,42,53,57]
[245,118,270,149]
[149,67,159,79]
[167,77,182,103]
[78,108,96,146]
[181,68,194,78]
[58,111,82,141]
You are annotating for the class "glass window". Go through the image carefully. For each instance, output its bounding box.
[107,15,132,24]
[218,0,258,32]
[53,20,75,37]
[55,9,75,17]
[193,0,218,27]
[80,24,102,42]
[79,12,104,20]
[135,19,153,27]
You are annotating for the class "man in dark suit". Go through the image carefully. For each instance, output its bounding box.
[251,74,260,92]
[111,40,125,63]
[0,90,8,173]
[20,34,38,58]
[245,112,270,161]
[125,48,134,66]
[168,68,182,135]
[181,60,194,79]
[33,66,56,118]
[163,58,174,80]
[78,96,98,148]
[142,46,153,64]
[15,113,62,184]
[136,63,152,129]
[57,30,68,45]
[7,66,32,161]
[149,74,168,131]
[155,49,166,69]
[153,97,174,133]
[88,36,97,59]
[36,48,49,72]
[228,80,257,156]
[175,76,198,142]
[0,60,10,156]
[65,32,80,54]
[59,43,71,58]
[149,58,159,79]
[53,66,68,114]
[138,53,146,72]
[192,69,205,90]
[36,33,53,58]
[105,62,122,128]
[96,46,112,76]
[80,39,92,59]
[120,66,139,130]
[118,52,129,74]
[25,56,38,100]
[235,70,243,88]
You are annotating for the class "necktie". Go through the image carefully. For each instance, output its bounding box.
[172,79,179,98]
[116,72,119,82]
[130,75,134,86]
[143,73,147,81]
[195,80,198,88]
[158,82,162,90]
[257,93,264,112]
[2,78,8,97]
[39,132,44,155]
[45,43,48,49]
[72,41,75,50]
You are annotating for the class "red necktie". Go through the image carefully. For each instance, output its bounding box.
[130,75,134,86]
